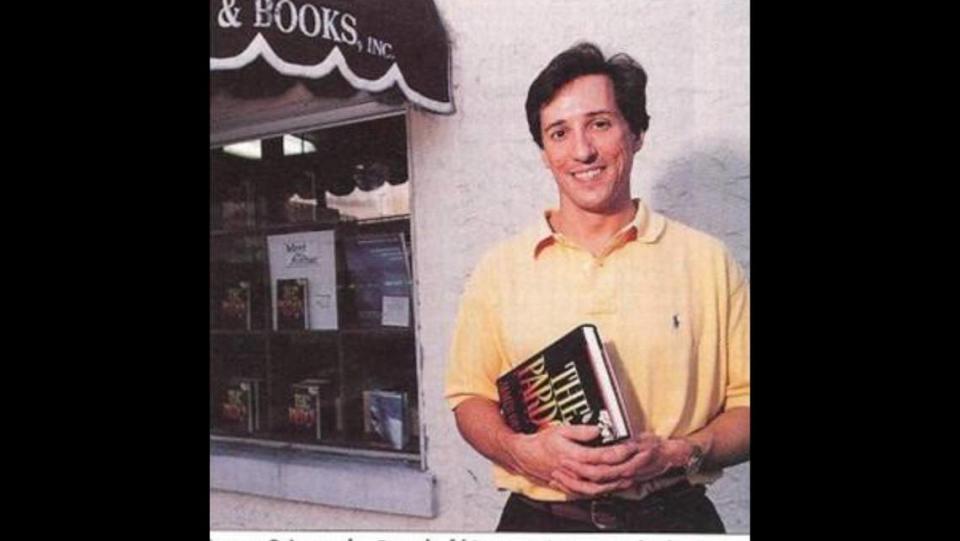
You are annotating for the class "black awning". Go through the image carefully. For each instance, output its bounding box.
[210,0,453,114]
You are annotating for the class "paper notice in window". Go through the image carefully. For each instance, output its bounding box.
[267,230,338,330]
[381,295,410,327]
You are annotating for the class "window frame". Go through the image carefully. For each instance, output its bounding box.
[210,98,430,480]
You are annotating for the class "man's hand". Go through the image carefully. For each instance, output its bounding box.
[454,398,646,497]
[454,395,749,500]
[501,424,640,494]
[548,431,679,498]
[550,407,752,498]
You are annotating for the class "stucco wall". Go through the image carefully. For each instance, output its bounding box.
[211,0,750,532]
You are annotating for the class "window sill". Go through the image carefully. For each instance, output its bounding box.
[210,441,436,517]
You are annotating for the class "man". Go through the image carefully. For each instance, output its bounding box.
[444,42,749,533]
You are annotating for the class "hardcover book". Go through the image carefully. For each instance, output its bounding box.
[288,378,336,440]
[219,280,251,330]
[221,377,262,434]
[364,389,410,450]
[343,233,412,328]
[275,278,309,330]
[496,324,632,446]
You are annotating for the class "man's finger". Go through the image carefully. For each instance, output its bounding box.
[559,459,623,483]
[548,479,584,498]
[560,447,654,482]
[568,438,640,466]
[634,432,662,450]
[596,441,641,463]
[623,446,671,481]
[551,468,628,497]
[545,426,605,463]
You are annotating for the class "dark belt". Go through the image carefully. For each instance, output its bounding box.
[515,480,702,531]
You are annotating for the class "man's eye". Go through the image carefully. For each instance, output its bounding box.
[593,119,611,129]
[549,130,566,140]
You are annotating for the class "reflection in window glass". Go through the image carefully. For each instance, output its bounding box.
[326,182,409,221]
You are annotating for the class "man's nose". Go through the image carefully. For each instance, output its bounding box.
[572,130,598,162]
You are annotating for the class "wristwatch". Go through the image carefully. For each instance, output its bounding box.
[684,441,706,476]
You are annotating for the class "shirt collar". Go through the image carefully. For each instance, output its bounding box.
[526,198,667,258]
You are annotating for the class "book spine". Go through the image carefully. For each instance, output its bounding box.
[316,388,323,440]
[598,336,630,440]
[401,392,410,447]
[363,391,373,434]
[252,380,260,432]
[244,383,254,433]
[245,284,252,331]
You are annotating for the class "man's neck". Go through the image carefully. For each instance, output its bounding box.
[550,200,637,257]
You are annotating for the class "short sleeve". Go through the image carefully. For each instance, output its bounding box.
[444,253,508,410]
[724,254,750,410]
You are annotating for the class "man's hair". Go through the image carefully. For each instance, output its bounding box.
[525,42,650,148]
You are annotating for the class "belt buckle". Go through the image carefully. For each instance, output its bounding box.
[589,498,620,530]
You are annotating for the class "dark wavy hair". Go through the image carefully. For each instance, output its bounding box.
[525,42,650,148]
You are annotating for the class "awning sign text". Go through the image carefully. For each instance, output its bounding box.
[216,0,395,60]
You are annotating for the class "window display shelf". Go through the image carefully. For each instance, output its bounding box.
[210,115,419,460]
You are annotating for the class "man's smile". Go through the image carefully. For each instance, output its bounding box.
[570,165,606,181]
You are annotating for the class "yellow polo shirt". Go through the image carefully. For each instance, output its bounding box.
[444,199,750,501]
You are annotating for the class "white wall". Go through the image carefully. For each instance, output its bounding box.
[211,0,750,532]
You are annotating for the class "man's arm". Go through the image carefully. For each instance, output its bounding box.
[453,396,664,496]
[552,406,750,494]
[683,406,750,472]
[556,253,750,493]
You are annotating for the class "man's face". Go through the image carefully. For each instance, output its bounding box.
[539,74,643,215]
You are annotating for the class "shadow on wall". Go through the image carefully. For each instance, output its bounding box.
[648,139,750,277]
[648,142,752,534]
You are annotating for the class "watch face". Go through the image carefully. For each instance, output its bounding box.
[686,444,705,475]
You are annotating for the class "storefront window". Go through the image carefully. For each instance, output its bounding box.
[210,113,419,459]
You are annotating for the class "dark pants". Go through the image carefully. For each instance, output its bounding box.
[496,483,726,533]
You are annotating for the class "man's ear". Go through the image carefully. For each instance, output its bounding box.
[632,131,645,153]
